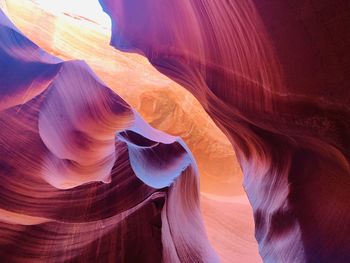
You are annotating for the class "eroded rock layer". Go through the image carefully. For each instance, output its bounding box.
[0,9,218,262]
[4,0,243,198]
[1,1,262,262]
[100,0,350,262]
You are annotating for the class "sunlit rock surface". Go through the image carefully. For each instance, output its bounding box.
[0,7,219,262]
[3,0,244,197]
[100,0,350,262]
[0,1,261,262]
[1,1,261,262]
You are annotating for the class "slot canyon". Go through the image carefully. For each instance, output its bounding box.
[0,0,349,262]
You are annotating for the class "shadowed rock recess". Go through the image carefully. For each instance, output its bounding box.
[99,0,350,262]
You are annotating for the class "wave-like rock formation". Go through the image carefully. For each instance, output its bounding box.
[100,0,350,262]
[0,9,219,262]
[1,1,262,261]
[4,0,244,198]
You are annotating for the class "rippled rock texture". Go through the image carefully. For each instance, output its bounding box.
[100,0,350,262]
[0,8,222,262]
[3,0,244,198]
[2,0,349,262]
[1,0,265,262]
[1,1,262,262]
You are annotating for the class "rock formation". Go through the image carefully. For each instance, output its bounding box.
[0,9,218,262]
[100,0,350,262]
[2,1,261,261]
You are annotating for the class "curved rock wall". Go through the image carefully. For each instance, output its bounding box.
[100,0,350,262]
[0,9,217,262]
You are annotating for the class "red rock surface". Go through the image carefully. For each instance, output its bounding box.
[0,1,261,262]
[0,5,217,262]
[100,0,350,262]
